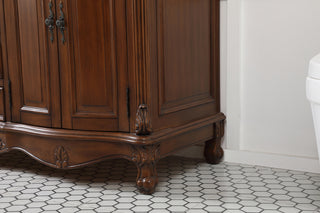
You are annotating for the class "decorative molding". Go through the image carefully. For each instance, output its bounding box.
[0,113,224,145]
[135,104,152,135]
[55,146,69,169]
[131,0,150,107]
[127,0,152,132]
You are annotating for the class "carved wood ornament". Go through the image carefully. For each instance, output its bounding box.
[135,104,152,135]
[0,138,6,150]
[214,119,225,139]
[55,146,69,169]
[132,144,160,194]
[132,144,160,166]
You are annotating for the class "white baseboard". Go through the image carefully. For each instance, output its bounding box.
[174,146,320,173]
[224,150,320,173]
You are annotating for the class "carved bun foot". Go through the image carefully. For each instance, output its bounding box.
[204,138,224,164]
[136,164,158,194]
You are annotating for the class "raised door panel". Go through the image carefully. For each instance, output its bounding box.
[0,39,3,80]
[59,0,129,131]
[3,0,61,127]
[0,87,4,121]
[0,41,3,120]
[0,41,3,122]
[148,0,220,131]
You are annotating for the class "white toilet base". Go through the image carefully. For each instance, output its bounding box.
[307,53,320,162]
[310,103,320,161]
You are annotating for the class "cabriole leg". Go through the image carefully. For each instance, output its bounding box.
[204,120,225,164]
[132,144,160,194]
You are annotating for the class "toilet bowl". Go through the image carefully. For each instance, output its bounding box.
[306,53,320,161]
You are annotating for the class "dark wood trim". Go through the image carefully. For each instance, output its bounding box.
[127,0,152,133]
[0,112,225,145]
[115,0,130,132]
[212,0,221,112]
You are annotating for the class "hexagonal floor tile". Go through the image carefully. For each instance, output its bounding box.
[0,151,318,212]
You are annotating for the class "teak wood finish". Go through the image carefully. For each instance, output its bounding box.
[0,0,225,194]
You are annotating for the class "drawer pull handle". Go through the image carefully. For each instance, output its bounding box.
[56,2,66,44]
[44,1,55,43]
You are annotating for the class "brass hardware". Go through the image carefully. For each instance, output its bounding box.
[45,1,55,43]
[56,2,66,44]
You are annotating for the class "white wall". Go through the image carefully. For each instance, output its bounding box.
[240,0,320,157]
[177,0,320,173]
[224,0,320,173]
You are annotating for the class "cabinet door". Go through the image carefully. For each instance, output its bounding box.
[58,0,129,132]
[3,0,61,127]
[0,3,4,122]
[0,35,3,80]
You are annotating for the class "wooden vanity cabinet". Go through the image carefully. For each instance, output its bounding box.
[0,0,225,194]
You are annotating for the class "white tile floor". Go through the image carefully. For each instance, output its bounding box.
[0,151,319,212]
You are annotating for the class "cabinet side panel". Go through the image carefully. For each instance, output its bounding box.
[158,0,212,115]
[148,0,220,131]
